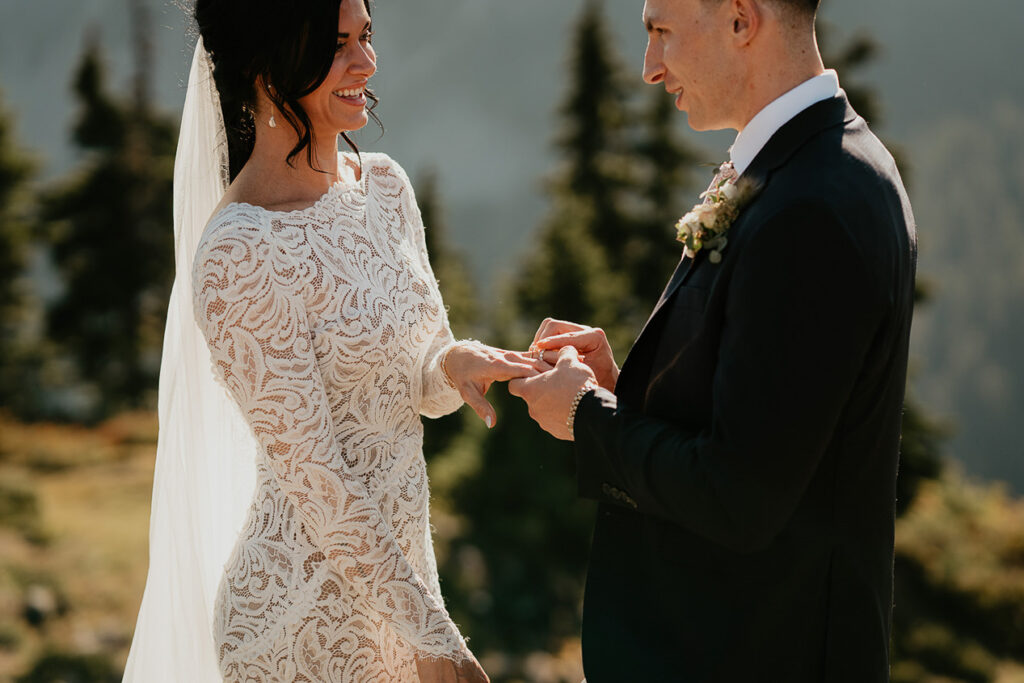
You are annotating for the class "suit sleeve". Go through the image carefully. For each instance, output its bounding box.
[573,202,884,553]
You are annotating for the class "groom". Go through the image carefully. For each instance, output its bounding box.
[509,0,917,680]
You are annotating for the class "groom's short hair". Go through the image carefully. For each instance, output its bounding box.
[778,0,820,15]
[705,0,820,19]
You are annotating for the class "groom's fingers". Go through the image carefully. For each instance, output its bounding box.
[538,349,578,366]
[556,345,581,366]
[536,329,603,353]
[507,377,533,404]
[531,318,584,347]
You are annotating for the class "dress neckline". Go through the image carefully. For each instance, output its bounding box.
[215,151,366,220]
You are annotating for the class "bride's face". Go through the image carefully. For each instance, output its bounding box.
[299,0,376,134]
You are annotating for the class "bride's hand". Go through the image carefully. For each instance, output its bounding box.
[444,342,545,428]
[414,653,490,683]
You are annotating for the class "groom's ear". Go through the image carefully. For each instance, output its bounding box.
[729,0,763,47]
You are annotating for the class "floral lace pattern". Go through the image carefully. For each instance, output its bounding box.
[192,153,468,681]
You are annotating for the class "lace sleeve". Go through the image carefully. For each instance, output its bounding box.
[393,161,465,419]
[192,217,469,662]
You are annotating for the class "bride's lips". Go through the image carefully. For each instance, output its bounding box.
[333,85,368,107]
[334,93,367,106]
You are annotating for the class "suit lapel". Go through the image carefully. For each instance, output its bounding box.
[640,251,701,338]
[616,92,859,398]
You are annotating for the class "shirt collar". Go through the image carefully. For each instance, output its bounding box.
[729,69,841,176]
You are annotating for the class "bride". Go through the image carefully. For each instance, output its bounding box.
[123,0,541,680]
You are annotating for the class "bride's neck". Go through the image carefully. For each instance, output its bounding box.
[240,127,344,206]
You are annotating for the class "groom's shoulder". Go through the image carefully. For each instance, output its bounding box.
[761,116,911,238]
[791,115,906,203]
[741,117,915,286]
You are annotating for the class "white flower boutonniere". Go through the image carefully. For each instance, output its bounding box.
[675,164,759,264]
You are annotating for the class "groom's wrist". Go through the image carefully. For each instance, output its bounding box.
[567,381,598,437]
[572,386,620,500]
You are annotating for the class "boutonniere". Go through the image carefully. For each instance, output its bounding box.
[675,163,759,264]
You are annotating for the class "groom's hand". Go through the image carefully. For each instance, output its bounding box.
[508,346,597,441]
[530,318,618,392]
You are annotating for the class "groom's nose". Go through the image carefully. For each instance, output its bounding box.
[643,40,666,85]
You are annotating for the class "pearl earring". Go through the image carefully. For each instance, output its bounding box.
[268,113,277,128]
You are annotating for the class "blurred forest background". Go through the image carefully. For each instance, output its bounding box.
[0,0,1022,681]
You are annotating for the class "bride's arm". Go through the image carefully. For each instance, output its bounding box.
[395,160,539,424]
[192,219,471,663]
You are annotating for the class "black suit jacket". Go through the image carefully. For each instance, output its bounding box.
[573,93,917,682]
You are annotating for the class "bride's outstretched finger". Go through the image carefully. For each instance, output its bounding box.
[459,383,497,428]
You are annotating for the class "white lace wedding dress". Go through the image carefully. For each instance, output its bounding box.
[191,151,470,681]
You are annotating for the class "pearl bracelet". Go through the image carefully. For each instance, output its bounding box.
[567,381,597,435]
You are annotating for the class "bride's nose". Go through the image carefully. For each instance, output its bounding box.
[350,43,376,77]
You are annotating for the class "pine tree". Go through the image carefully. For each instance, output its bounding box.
[627,88,702,309]
[554,0,636,265]
[0,90,38,413]
[416,170,481,461]
[40,35,176,418]
[433,2,698,673]
[434,2,638,668]
[416,169,479,338]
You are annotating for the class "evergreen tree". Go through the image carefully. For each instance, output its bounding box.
[431,2,698,675]
[417,169,479,338]
[40,37,176,418]
[554,0,636,266]
[0,90,43,416]
[416,170,481,461]
[627,88,702,308]
[436,3,638,670]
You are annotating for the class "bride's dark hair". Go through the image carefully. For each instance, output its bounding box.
[194,0,380,181]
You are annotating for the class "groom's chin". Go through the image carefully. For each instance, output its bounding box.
[681,112,731,134]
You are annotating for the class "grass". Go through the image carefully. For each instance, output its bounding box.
[1,409,1022,682]
[0,411,156,678]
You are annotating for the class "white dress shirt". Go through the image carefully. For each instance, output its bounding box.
[729,69,841,176]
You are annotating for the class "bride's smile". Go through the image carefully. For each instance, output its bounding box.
[299,1,376,135]
[333,84,368,106]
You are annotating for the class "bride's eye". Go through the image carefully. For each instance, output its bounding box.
[361,30,374,43]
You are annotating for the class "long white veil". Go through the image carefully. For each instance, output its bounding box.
[122,38,258,682]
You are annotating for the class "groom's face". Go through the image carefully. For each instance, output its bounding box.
[642,0,739,131]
